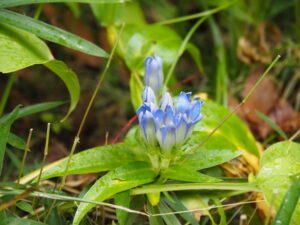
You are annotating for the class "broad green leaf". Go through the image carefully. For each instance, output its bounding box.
[124,24,182,73]
[123,24,182,109]
[0,9,108,57]
[260,141,300,167]
[73,161,157,225]
[114,191,130,225]
[256,111,288,140]
[162,165,221,183]
[0,217,47,225]
[194,100,259,156]
[256,141,300,224]
[7,133,26,150]
[0,0,128,8]
[0,23,52,73]
[272,175,300,225]
[0,106,20,174]
[178,131,242,170]
[91,1,145,27]
[38,143,148,181]
[44,60,80,120]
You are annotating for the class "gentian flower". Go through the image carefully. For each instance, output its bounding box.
[138,88,203,156]
[144,55,164,96]
[138,56,204,156]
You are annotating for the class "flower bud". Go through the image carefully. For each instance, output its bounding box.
[142,86,157,105]
[144,55,164,96]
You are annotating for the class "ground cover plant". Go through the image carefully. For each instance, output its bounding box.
[0,0,299,225]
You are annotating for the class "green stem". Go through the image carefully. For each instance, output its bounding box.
[131,182,260,195]
[164,17,208,87]
[156,3,233,25]
[34,4,44,19]
[16,128,33,188]
[0,72,16,116]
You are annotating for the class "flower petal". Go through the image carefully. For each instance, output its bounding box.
[160,92,173,111]
[176,92,190,114]
[144,55,163,96]
[139,111,156,146]
[142,86,156,104]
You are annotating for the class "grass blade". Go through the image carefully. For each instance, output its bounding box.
[0,106,20,174]
[256,110,288,140]
[0,9,108,57]
[0,0,128,8]
[272,175,300,225]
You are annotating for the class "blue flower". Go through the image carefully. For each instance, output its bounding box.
[144,55,164,96]
[137,87,204,154]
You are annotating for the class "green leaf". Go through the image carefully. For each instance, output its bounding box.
[38,143,148,181]
[123,24,182,109]
[162,165,221,182]
[114,191,130,225]
[157,201,181,225]
[0,101,65,124]
[148,202,164,225]
[124,24,182,73]
[16,101,65,120]
[213,198,227,225]
[0,0,128,8]
[194,100,259,156]
[16,201,34,214]
[0,9,108,57]
[0,106,20,174]
[186,43,204,74]
[124,195,146,225]
[129,73,143,110]
[260,141,300,167]
[0,217,47,225]
[91,1,145,27]
[73,161,157,225]
[256,141,300,224]
[44,60,80,121]
[272,175,300,225]
[164,195,199,225]
[7,133,26,150]
[179,131,242,170]
[256,110,288,140]
[0,22,52,73]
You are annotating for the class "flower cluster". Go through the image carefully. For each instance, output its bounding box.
[137,56,204,155]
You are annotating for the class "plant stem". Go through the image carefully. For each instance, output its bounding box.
[164,16,208,87]
[0,72,16,117]
[16,128,33,188]
[181,55,281,161]
[156,3,233,25]
[44,24,125,222]
[131,182,260,195]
